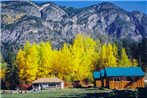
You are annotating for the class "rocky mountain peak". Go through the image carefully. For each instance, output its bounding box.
[39,3,51,11]
[39,2,58,11]
[1,1,147,52]
[93,2,118,9]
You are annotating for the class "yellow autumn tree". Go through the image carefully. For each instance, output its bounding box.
[99,43,117,68]
[0,67,6,80]
[37,42,53,78]
[70,34,84,81]
[59,44,73,81]
[71,34,98,81]
[119,48,131,67]
[16,34,139,84]
[25,43,39,83]
[16,42,39,84]
[0,61,7,80]
[131,59,138,66]
[99,44,107,68]
[51,43,73,81]
[50,50,62,77]
[106,43,117,67]
[16,49,26,84]
[113,44,118,59]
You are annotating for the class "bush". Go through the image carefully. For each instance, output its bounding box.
[18,84,32,90]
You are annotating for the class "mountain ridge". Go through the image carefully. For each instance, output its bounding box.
[1,1,147,52]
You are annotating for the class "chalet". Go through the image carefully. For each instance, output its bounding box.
[32,77,64,90]
[94,67,144,89]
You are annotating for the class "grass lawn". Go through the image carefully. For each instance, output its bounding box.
[1,88,137,98]
[1,88,112,98]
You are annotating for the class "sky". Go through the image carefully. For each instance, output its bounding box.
[35,0,147,14]
[1,0,147,14]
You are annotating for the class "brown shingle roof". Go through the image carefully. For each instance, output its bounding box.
[32,77,64,84]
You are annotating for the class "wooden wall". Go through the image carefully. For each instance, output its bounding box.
[108,77,144,90]
[103,79,106,87]
[96,79,102,87]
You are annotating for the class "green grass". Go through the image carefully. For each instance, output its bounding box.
[1,88,113,98]
[1,88,138,98]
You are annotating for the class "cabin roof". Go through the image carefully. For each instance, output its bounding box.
[94,67,144,78]
[93,71,100,79]
[100,69,105,77]
[105,67,144,77]
[32,77,64,84]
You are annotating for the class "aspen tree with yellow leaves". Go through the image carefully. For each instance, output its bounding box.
[16,49,26,84]
[16,42,39,84]
[37,42,53,78]
[106,43,117,67]
[51,44,73,81]
[0,62,6,80]
[16,34,139,84]
[131,59,138,66]
[119,48,131,67]
[71,34,98,81]
[99,44,107,68]
[99,43,117,68]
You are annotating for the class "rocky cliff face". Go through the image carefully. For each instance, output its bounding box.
[1,1,147,51]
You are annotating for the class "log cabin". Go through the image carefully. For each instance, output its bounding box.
[94,71,102,87]
[94,67,144,90]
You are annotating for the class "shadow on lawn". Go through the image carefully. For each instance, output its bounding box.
[82,91,137,98]
[83,92,114,98]
[82,90,137,98]
[59,89,137,98]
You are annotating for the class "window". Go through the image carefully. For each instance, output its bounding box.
[121,77,126,80]
[114,77,120,81]
[134,77,140,81]
[126,77,133,81]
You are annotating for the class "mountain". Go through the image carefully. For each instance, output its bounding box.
[1,1,147,53]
